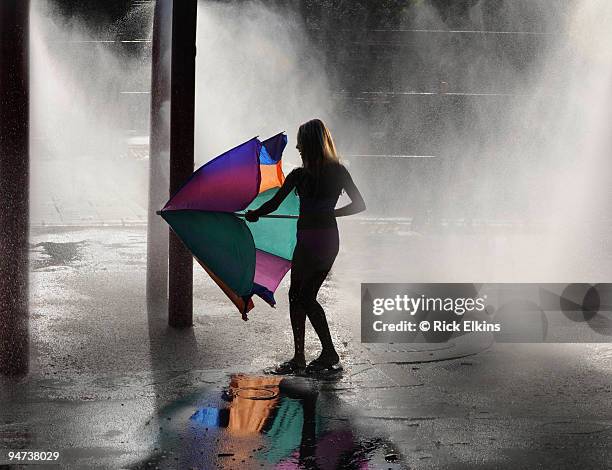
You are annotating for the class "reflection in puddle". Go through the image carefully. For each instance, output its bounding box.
[131,374,403,469]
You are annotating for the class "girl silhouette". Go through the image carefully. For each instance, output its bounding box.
[246,119,366,374]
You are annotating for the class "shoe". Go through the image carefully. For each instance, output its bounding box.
[305,353,342,374]
[264,359,306,376]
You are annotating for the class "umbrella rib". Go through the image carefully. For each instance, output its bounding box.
[156,210,297,219]
[234,213,298,219]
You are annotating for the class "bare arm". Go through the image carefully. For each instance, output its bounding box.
[246,170,298,221]
[334,165,366,217]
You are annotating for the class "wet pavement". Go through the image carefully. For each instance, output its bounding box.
[1,223,612,468]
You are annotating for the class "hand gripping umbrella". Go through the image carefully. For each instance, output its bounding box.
[158,132,298,320]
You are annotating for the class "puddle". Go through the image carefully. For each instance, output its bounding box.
[31,241,86,270]
[129,374,404,469]
[29,228,148,273]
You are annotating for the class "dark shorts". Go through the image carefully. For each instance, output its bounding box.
[292,227,340,278]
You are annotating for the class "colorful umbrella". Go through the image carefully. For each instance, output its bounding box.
[159,133,298,319]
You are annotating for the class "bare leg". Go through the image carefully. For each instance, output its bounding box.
[266,275,307,374]
[307,300,339,360]
[300,269,339,364]
[288,278,307,367]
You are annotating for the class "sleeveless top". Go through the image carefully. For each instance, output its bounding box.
[287,163,350,230]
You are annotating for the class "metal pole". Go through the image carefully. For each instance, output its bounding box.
[146,0,171,308]
[168,0,197,328]
[0,0,30,376]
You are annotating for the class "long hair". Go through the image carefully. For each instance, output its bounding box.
[296,119,339,171]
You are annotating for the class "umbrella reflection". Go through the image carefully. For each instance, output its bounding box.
[134,373,402,469]
[225,374,282,435]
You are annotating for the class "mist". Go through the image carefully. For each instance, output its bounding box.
[331,0,612,282]
[28,0,612,281]
[194,0,335,170]
[30,0,153,226]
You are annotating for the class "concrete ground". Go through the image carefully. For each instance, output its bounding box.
[1,221,612,469]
